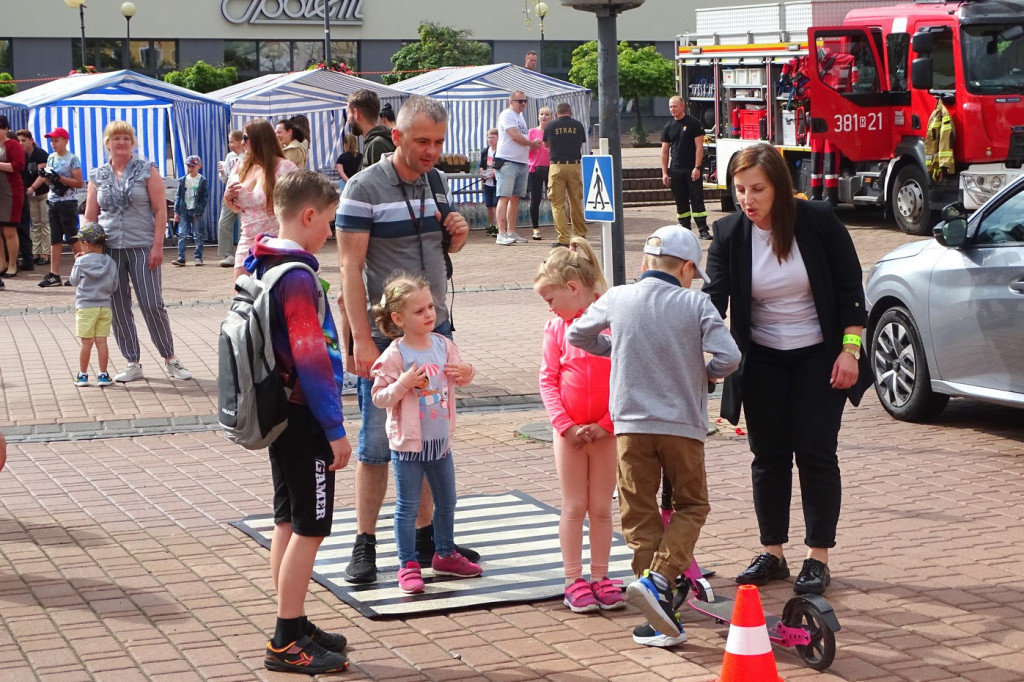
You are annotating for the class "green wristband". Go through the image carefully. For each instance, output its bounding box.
[843,334,861,347]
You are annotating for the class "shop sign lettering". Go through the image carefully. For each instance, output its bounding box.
[221,0,363,25]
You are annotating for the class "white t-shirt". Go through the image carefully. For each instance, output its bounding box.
[184,174,201,210]
[749,225,823,350]
[496,108,530,164]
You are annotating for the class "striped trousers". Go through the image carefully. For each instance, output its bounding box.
[107,246,175,363]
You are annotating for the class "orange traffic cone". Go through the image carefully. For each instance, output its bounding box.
[715,584,784,682]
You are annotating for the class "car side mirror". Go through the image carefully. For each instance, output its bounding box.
[935,217,968,247]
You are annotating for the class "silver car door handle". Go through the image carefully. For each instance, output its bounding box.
[1011,280,1024,293]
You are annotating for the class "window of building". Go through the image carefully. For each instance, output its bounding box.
[225,40,358,79]
[0,39,11,72]
[72,38,176,75]
[541,40,584,80]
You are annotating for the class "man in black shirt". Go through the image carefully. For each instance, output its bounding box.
[661,96,710,240]
[543,102,588,246]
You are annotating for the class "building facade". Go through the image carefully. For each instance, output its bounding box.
[3,0,703,127]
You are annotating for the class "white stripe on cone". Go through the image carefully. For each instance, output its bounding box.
[724,624,772,656]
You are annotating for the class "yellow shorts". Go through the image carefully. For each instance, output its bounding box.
[76,307,112,339]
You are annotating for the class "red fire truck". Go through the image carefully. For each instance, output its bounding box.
[677,0,1024,234]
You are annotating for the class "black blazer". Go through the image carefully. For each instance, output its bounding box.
[703,200,869,425]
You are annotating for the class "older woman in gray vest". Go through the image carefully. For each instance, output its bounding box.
[84,120,192,383]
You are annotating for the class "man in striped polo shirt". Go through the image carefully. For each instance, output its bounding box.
[335,95,478,584]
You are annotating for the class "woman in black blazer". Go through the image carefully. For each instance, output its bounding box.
[704,143,868,595]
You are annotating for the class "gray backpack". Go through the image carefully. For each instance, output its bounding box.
[218,262,325,450]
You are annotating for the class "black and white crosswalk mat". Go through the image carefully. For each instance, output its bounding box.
[232,490,636,618]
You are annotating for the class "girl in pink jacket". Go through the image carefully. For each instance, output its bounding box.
[535,238,625,613]
[370,274,478,595]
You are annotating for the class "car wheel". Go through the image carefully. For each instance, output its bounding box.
[870,306,949,421]
[891,164,936,236]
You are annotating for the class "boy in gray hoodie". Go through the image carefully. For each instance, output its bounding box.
[567,225,741,645]
[70,223,118,387]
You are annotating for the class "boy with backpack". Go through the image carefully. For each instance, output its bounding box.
[224,169,352,674]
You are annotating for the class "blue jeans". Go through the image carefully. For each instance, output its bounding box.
[392,450,456,566]
[356,319,453,465]
[177,211,204,261]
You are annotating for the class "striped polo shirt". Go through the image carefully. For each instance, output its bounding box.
[336,153,452,342]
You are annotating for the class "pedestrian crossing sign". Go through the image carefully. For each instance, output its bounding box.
[582,155,615,222]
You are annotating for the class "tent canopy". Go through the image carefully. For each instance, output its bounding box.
[393,63,592,158]
[209,70,407,172]
[0,70,230,237]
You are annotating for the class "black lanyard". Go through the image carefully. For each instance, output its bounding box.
[399,181,428,274]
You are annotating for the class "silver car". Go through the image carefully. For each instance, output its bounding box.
[864,175,1024,421]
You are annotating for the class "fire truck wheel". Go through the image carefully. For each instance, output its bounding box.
[892,164,935,236]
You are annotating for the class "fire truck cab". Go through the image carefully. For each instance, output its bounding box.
[677,0,1024,235]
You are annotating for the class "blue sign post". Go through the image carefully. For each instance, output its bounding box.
[582,155,615,222]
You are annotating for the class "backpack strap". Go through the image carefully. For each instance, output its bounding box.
[257,261,326,323]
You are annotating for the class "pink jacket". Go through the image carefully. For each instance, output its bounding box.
[539,314,614,437]
[370,334,475,452]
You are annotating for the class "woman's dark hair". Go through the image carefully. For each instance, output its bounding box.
[380,103,396,124]
[239,119,287,212]
[730,143,797,263]
[0,115,9,130]
[290,114,310,143]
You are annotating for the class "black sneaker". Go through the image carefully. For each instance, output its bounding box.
[172,258,185,266]
[735,552,790,586]
[415,523,480,565]
[699,227,712,240]
[308,623,347,653]
[344,532,377,583]
[38,272,62,287]
[264,635,348,674]
[632,621,688,647]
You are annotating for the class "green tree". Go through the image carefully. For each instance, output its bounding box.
[163,60,238,93]
[568,41,676,143]
[0,72,15,98]
[383,22,491,85]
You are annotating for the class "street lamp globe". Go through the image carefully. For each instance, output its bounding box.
[536,1,549,18]
[120,2,136,19]
[63,0,85,8]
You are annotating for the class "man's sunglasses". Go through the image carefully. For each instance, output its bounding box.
[513,99,528,104]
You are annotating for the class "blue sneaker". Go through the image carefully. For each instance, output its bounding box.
[97,373,113,387]
[626,571,681,638]
[74,372,89,387]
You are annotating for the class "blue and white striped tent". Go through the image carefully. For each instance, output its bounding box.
[209,70,406,174]
[0,70,230,238]
[393,63,591,202]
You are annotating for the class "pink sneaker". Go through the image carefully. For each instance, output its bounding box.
[398,562,424,594]
[431,551,482,578]
[591,577,626,610]
[661,508,673,527]
[563,578,599,613]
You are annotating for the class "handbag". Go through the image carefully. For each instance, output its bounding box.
[491,157,506,171]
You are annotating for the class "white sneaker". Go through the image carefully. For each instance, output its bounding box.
[341,371,359,396]
[496,234,515,246]
[508,232,528,243]
[219,256,234,268]
[165,358,192,380]
[115,363,144,383]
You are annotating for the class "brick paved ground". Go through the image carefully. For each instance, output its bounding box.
[2,182,1023,681]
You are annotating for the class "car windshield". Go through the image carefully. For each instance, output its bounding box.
[962,24,1024,94]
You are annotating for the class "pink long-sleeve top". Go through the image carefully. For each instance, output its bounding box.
[539,313,614,437]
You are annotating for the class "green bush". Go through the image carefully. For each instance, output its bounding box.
[164,60,237,93]
[0,72,16,98]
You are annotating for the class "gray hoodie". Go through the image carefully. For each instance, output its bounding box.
[567,271,741,442]
[69,252,118,309]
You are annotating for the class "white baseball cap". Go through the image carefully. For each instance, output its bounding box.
[643,225,710,284]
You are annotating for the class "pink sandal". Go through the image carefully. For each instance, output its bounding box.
[590,577,626,610]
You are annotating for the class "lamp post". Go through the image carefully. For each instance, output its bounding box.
[535,2,548,73]
[64,0,87,71]
[120,2,135,71]
[323,0,331,65]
